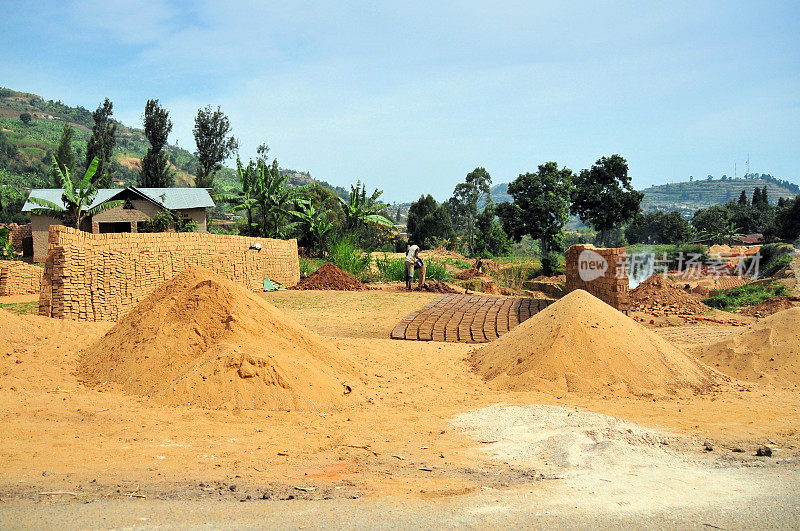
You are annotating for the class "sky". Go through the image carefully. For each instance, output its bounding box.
[1,1,798,202]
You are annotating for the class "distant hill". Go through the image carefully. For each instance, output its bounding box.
[488,174,799,217]
[0,86,346,220]
[639,175,798,216]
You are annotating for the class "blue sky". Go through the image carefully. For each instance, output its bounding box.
[2,1,798,202]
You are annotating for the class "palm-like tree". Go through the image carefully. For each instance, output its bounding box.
[254,159,310,239]
[294,203,333,255]
[215,156,259,235]
[338,180,394,233]
[27,157,123,229]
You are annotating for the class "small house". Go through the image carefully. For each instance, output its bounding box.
[22,186,215,262]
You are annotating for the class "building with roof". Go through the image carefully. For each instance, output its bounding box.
[23,187,215,262]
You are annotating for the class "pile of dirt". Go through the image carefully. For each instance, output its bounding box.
[469,289,721,397]
[739,296,800,317]
[630,275,710,315]
[78,268,358,410]
[698,307,800,387]
[414,281,460,293]
[290,263,366,291]
[454,268,483,280]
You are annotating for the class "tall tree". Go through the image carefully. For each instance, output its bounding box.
[761,186,769,206]
[139,99,174,187]
[193,105,238,188]
[53,123,75,186]
[571,154,643,247]
[448,167,492,255]
[407,194,455,249]
[86,98,116,187]
[738,189,749,205]
[497,161,573,274]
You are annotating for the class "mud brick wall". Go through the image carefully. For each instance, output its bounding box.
[39,226,300,321]
[0,223,32,252]
[0,261,44,295]
[565,245,630,311]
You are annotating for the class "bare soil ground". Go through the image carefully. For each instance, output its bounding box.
[0,289,798,526]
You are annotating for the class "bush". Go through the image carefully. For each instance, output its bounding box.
[328,234,371,279]
[299,256,323,278]
[540,251,563,276]
[702,282,788,312]
[374,255,452,282]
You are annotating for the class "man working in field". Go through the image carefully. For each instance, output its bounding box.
[405,242,426,290]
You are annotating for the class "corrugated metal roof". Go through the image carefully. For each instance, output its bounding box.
[22,187,215,212]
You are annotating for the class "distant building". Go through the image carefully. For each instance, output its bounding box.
[22,186,215,262]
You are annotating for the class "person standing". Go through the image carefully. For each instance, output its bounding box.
[405,243,426,290]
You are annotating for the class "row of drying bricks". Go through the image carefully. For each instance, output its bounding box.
[391,294,555,343]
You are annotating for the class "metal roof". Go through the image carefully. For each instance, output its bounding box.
[22,187,215,212]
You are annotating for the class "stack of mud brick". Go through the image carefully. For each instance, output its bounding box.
[0,261,44,295]
[39,226,300,321]
[565,244,630,311]
[0,223,31,252]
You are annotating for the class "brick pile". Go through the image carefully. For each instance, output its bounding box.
[565,244,630,311]
[0,261,44,295]
[391,293,555,343]
[0,223,31,252]
[39,226,300,321]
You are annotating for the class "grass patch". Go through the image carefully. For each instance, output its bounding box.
[443,257,471,269]
[299,256,324,278]
[0,301,38,315]
[702,282,788,312]
[328,234,372,281]
[374,255,452,282]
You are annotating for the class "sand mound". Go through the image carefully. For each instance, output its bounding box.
[78,268,358,410]
[630,275,710,315]
[698,307,800,387]
[290,263,366,291]
[469,289,720,397]
[739,296,800,317]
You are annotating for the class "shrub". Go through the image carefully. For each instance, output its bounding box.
[702,282,788,312]
[328,234,371,279]
[540,251,564,276]
[374,255,452,282]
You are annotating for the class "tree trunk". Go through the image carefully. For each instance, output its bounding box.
[601,228,608,248]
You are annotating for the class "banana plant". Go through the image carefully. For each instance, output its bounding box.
[294,203,333,255]
[214,156,259,235]
[254,159,310,239]
[337,180,394,233]
[27,156,123,229]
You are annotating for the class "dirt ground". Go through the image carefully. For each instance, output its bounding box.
[0,290,798,527]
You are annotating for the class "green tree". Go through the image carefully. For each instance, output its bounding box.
[27,157,122,229]
[692,205,731,236]
[294,203,333,255]
[214,156,259,235]
[474,202,511,257]
[254,159,308,239]
[19,113,31,124]
[53,123,75,186]
[571,154,643,247]
[85,98,117,187]
[139,99,174,187]
[193,105,238,189]
[775,195,800,242]
[407,194,455,249]
[448,167,492,255]
[497,161,573,274]
[338,181,394,236]
[625,211,692,244]
[738,189,748,205]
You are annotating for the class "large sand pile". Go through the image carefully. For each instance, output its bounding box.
[78,268,358,410]
[290,263,366,291]
[698,307,800,387]
[469,289,720,397]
